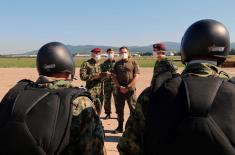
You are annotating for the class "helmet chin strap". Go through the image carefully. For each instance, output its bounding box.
[188,60,217,66]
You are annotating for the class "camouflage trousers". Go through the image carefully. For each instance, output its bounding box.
[116,87,137,122]
[103,82,117,115]
[88,87,103,116]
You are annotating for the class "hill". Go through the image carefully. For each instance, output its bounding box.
[23,42,235,55]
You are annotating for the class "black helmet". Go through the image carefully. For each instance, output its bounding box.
[181,19,230,65]
[36,42,75,78]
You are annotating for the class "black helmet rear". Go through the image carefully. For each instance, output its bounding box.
[36,42,75,78]
[181,19,230,66]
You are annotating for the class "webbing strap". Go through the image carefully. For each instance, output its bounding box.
[182,76,224,117]
[11,90,49,121]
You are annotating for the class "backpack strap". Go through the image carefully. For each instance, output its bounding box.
[151,71,179,93]
[54,87,90,155]
[0,84,50,155]
[10,79,49,122]
[11,90,50,122]
[229,77,235,84]
[15,79,35,91]
[180,76,235,155]
[1,79,34,102]
[182,75,224,117]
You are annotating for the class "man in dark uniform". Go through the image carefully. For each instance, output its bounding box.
[118,19,234,155]
[100,48,117,119]
[112,46,140,133]
[0,42,105,155]
[80,48,104,115]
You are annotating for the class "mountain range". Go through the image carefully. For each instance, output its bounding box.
[24,42,235,55]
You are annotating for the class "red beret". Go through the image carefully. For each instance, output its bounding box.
[91,48,101,54]
[153,43,166,51]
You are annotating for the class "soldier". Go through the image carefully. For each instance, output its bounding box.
[80,48,103,115]
[100,48,117,119]
[118,19,234,155]
[151,42,178,86]
[0,42,105,155]
[112,46,140,133]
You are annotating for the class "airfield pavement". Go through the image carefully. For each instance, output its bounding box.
[1,67,235,155]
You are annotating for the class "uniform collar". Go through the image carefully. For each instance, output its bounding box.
[90,58,99,64]
[182,62,227,78]
[106,59,115,62]
[188,60,217,66]
[122,58,129,62]
[156,57,168,62]
[35,75,72,89]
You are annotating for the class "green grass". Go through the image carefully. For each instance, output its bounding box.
[2,55,235,68]
[0,57,36,67]
[133,56,184,67]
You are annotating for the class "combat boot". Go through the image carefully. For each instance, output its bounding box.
[113,121,123,134]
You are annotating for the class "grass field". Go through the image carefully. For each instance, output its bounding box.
[0,55,235,68]
[0,56,183,68]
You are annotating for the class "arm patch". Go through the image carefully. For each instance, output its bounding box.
[72,96,94,116]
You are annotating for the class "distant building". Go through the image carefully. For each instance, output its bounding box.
[165,51,175,56]
[75,53,90,57]
[127,53,140,57]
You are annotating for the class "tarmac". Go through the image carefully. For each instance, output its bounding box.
[1,67,235,154]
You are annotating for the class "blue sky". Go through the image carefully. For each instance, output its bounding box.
[0,0,235,54]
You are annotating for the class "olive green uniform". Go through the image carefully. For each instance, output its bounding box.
[80,58,103,115]
[101,59,117,115]
[117,63,229,155]
[113,58,140,122]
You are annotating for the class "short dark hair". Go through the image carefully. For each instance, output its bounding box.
[106,48,115,52]
[119,46,129,51]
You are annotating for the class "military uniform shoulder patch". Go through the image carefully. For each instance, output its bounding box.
[72,96,94,116]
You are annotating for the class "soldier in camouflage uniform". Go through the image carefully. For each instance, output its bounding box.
[112,46,140,133]
[100,48,117,119]
[80,48,104,116]
[151,42,178,86]
[36,76,105,155]
[117,43,178,154]
[0,42,105,155]
[118,20,232,155]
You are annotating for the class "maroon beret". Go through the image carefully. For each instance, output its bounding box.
[91,48,101,54]
[153,43,166,51]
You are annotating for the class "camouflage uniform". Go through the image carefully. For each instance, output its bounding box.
[100,59,117,115]
[151,57,178,85]
[35,76,106,155]
[80,58,103,115]
[117,63,229,155]
[113,58,140,123]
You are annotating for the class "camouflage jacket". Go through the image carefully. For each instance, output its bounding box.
[80,58,102,90]
[100,59,116,85]
[36,76,105,155]
[151,57,178,85]
[117,63,229,155]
